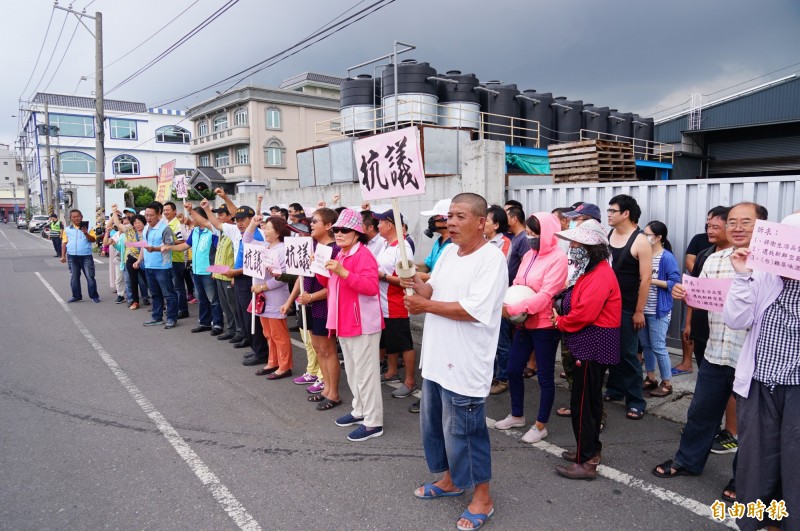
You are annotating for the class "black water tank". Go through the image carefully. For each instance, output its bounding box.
[340,74,380,108]
[553,98,583,143]
[518,90,554,148]
[437,70,480,104]
[632,116,654,158]
[479,82,521,143]
[582,104,610,139]
[381,60,438,125]
[608,110,633,138]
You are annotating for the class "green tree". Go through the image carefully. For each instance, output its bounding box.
[108,179,128,189]
[130,185,155,208]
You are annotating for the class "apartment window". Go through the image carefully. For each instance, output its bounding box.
[264,138,284,167]
[214,150,230,167]
[109,118,137,140]
[156,125,190,144]
[266,107,281,130]
[60,151,96,174]
[112,154,139,175]
[199,154,210,166]
[234,108,248,126]
[213,114,228,132]
[236,147,249,165]
[50,114,94,137]
[198,121,208,136]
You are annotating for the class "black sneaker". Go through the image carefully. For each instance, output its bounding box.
[710,429,738,454]
[191,325,212,333]
[210,327,224,336]
[218,332,235,341]
[177,311,190,320]
[164,320,177,330]
[228,334,245,344]
[408,400,420,414]
[115,296,125,304]
[144,319,165,326]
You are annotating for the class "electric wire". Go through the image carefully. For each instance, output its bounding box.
[106,0,240,95]
[703,61,800,97]
[28,10,69,100]
[42,18,81,93]
[19,6,56,100]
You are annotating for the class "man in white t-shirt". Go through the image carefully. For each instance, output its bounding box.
[402,193,507,531]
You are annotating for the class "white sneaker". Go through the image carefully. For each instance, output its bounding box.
[521,425,548,443]
[494,414,526,430]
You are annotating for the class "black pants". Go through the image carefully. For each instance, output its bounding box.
[233,275,268,359]
[571,359,606,463]
[51,237,62,257]
[692,338,707,369]
[125,255,147,304]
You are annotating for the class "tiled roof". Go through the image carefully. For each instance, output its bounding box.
[279,72,345,88]
[33,93,147,113]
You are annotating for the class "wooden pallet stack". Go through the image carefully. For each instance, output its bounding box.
[547,139,636,183]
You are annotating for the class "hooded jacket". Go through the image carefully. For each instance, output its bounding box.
[509,212,569,329]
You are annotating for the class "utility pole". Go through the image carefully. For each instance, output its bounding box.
[54,3,104,218]
[54,148,61,216]
[43,102,54,213]
[17,137,31,216]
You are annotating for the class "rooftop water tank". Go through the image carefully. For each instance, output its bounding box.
[478,82,521,143]
[608,110,633,138]
[632,116,654,158]
[340,74,381,135]
[517,90,554,148]
[381,60,438,126]
[582,104,609,139]
[553,98,583,143]
[436,70,480,129]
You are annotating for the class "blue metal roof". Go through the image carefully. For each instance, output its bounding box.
[654,76,800,143]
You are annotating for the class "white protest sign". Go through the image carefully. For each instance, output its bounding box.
[174,174,188,199]
[242,242,267,279]
[310,243,332,277]
[284,237,314,277]
[746,219,800,280]
[354,126,425,201]
[264,247,282,276]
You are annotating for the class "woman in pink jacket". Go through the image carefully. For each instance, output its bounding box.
[496,212,568,444]
[318,208,385,442]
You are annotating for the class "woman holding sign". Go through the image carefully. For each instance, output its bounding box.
[245,215,294,380]
[318,208,384,442]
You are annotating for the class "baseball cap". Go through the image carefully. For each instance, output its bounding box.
[563,202,602,222]
[123,207,136,214]
[373,209,404,225]
[211,205,230,214]
[234,206,256,219]
[420,198,452,218]
[556,219,609,246]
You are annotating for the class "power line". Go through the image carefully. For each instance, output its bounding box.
[28,10,70,100]
[106,0,240,95]
[702,61,800,97]
[42,18,82,93]
[19,6,57,100]
[156,0,395,107]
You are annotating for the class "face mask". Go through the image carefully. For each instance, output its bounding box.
[646,236,656,245]
[568,221,578,230]
[528,236,540,251]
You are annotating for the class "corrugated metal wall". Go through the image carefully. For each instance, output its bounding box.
[508,175,800,345]
[708,136,800,174]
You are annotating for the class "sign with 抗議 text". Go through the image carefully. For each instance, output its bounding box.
[682,274,733,313]
[284,237,314,277]
[746,219,800,281]
[243,242,267,279]
[354,126,425,201]
[174,174,188,199]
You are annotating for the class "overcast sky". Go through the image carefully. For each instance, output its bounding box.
[3,0,799,146]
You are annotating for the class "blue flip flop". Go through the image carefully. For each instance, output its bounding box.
[671,367,693,376]
[414,483,465,499]
[457,507,495,531]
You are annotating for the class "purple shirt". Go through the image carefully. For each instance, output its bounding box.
[562,288,620,365]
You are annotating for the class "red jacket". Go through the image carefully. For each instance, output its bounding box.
[556,260,621,333]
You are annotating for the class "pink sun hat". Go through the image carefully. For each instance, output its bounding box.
[332,208,365,234]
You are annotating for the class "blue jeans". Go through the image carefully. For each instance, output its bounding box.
[67,254,99,300]
[606,309,647,412]
[420,379,491,490]
[640,313,672,381]
[146,268,178,322]
[494,318,512,382]
[674,361,735,475]
[171,262,189,313]
[193,273,222,328]
[507,327,561,422]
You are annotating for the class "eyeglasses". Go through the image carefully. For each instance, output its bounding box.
[606,208,621,214]
[726,221,755,229]
[332,227,353,234]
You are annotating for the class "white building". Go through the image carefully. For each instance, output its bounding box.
[21,93,193,208]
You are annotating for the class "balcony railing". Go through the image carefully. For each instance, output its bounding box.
[190,125,250,153]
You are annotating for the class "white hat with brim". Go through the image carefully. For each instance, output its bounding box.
[782,213,800,227]
[556,219,609,246]
[421,198,452,217]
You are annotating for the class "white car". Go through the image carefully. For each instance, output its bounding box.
[28,215,50,233]
[16,217,28,229]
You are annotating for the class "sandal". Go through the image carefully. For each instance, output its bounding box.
[649,382,673,398]
[457,507,495,531]
[721,478,736,502]
[556,406,572,417]
[626,407,645,420]
[643,377,659,390]
[307,394,325,402]
[523,367,537,378]
[315,398,342,411]
[414,483,464,499]
[652,459,696,478]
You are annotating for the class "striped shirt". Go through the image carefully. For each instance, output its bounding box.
[754,278,800,389]
[700,247,747,369]
[644,251,663,315]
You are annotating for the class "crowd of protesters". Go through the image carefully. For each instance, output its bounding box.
[58,189,798,531]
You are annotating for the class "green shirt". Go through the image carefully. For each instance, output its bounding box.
[167,217,185,263]
[212,232,234,281]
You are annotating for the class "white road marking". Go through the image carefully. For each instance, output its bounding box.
[489,418,736,529]
[0,229,18,250]
[18,229,103,263]
[94,258,103,264]
[36,272,262,531]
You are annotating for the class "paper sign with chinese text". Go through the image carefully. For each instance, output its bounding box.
[155,160,176,202]
[206,264,230,274]
[682,274,733,312]
[242,242,267,279]
[354,126,425,200]
[310,243,332,277]
[284,237,314,277]
[174,174,188,199]
[746,220,800,281]
[125,240,148,248]
[264,247,282,276]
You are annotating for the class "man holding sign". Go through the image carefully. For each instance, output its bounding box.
[653,202,767,506]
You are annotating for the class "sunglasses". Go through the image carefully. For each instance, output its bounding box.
[332,227,354,234]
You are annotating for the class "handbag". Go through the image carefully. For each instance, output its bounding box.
[247,291,267,314]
